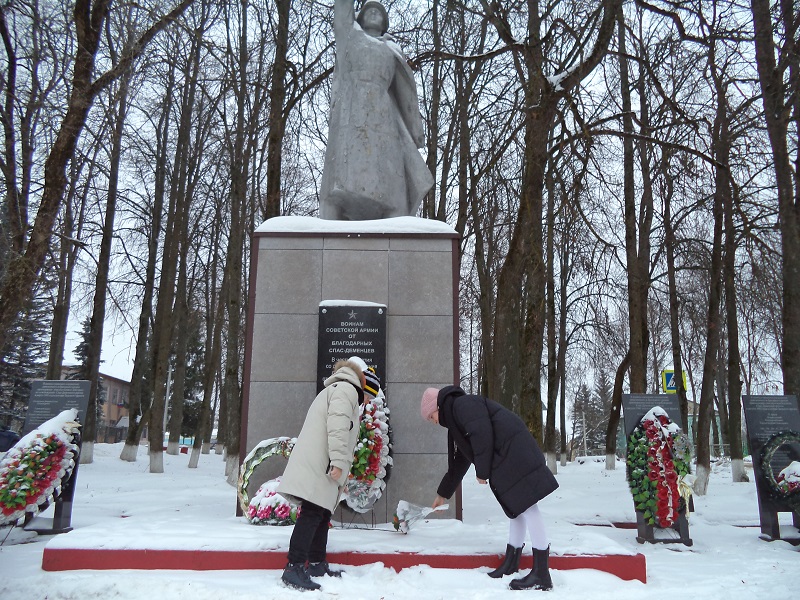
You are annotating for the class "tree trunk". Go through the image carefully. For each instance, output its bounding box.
[662,156,689,433]
[715,340,730,455]
[423,0,441,220]
[148,32,201,473]
[82,74,131,464]
[46,160,89,380]
[263,0,289,220]
[486,0,620,433]
[166,248,190,455]
[618,10,649,394]
[221,0,250,482]
[190,200,224,467]
[121,76,173,462]
[545,167,558,471]
[723,162,746,481]
[750,0,800,396]
[694,92,728,495]
[605,352,630,467]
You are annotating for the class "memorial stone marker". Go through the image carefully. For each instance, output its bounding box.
[317,303,387,391]
[23,380,90,435]
[622,393,685,436]
[742,395,800,541]
[22,379,90,535]
[622,393,692,545]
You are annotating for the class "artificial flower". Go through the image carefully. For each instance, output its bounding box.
[626,407,692,528]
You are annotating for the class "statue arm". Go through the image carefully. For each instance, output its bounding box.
[391,59,426,147]
[334,0,355,40]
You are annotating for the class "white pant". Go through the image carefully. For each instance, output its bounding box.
[508,503,548,551]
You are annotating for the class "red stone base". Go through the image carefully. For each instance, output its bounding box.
[42,547,646,583]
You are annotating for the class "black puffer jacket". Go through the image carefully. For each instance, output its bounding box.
[436,385,558,518]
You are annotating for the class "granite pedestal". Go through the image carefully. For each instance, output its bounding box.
[241,216,460,523]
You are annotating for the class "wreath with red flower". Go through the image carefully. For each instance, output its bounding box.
[626,407,692,528]
[759,431,800,513]
[0,409,81,527]
[237,436,298,524]
[343,386,392,512]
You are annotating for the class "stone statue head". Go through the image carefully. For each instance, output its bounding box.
[356,0,389,36]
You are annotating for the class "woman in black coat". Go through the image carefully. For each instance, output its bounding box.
[421,385,558,591]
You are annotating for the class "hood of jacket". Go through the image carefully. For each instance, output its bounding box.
[324,365,364,404]
[437,385,465,427]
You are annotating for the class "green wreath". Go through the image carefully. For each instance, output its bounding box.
[237,437,295,516]
[759,430,800,513]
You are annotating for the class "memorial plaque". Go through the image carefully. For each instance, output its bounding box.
[741,395,800,538]
[317,303,387,392]
[622,393,685,437]
[23,380,91,435]
[21,379,90,535]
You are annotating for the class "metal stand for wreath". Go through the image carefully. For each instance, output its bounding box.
[335,504,381,529]
[634,504,692,546]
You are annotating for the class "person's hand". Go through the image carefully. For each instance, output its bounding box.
[432,495,447,509]
[329,466,342,481]
[477,477,487,485]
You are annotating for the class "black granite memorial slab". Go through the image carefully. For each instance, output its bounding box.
[741,395,800,541]
[21,379,90,535]
[622,393,692,546]
[622,393,685,437]
[22,380,91,435]
[317,303,387,393]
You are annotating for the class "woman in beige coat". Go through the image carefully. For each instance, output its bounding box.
[278,359,365,591]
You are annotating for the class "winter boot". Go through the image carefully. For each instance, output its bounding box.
[281,562,322,591]
[509,546,553,591]
[307,560,343,578]
[487,544,524,578]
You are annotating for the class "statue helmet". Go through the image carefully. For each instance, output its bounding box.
[356,0,389,35]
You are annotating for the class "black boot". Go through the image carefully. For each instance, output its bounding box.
[281,562,322,591]
[307,560,343,578]
[488,544,523,578]
[510,546,553,591]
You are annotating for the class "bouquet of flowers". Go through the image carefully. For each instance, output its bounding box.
[626,407,692,528]
[343,388,392,512]
[0,409,81,527]
[246,477,300,526]
[777,461,800,494]
[392,500,448,534]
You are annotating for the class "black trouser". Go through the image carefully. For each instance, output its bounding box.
[287,500,332,564]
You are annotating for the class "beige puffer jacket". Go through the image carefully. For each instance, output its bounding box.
[277,366,362,511]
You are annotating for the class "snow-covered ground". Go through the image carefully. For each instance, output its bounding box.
[0,443,796,600]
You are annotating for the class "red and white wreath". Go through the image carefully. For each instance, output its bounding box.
[626,407,692,528]
[343,386,392,512]
[0,409,81,527]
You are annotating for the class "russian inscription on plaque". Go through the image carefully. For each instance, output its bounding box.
[23,380,91,435]
[741,395,800,540]
[622,393,685,437]
[317,303,387,392]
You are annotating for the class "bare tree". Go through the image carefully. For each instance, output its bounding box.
[0,0,193,356]
[482,0,622,442]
